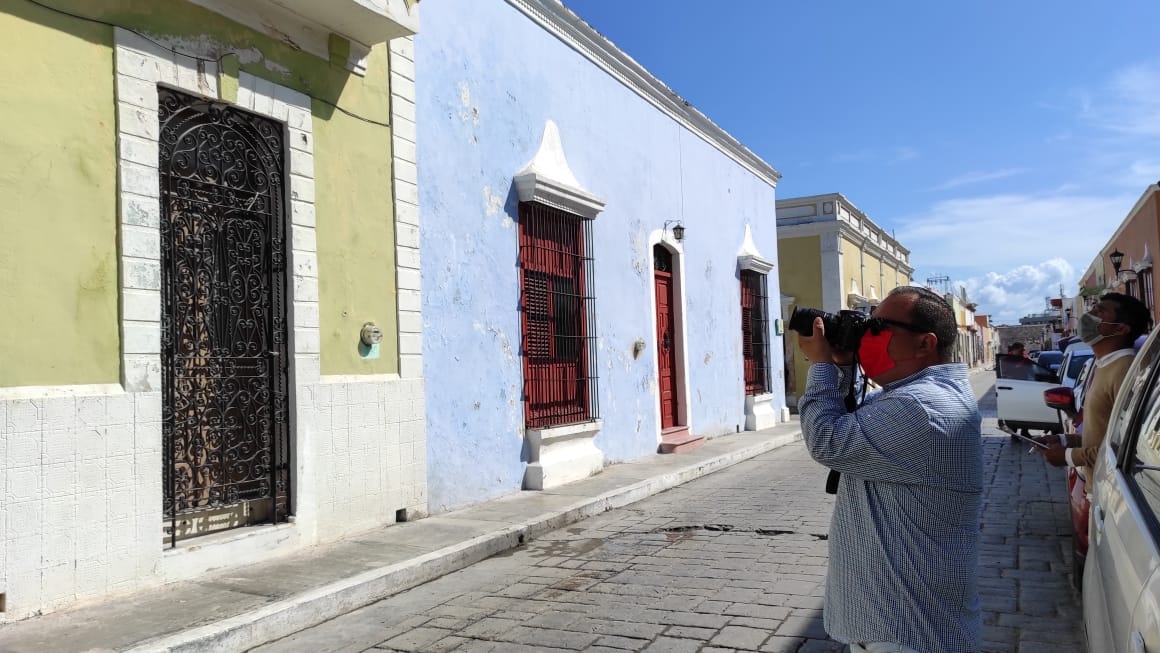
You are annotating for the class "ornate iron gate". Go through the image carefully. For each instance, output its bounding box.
[158,87,291,547]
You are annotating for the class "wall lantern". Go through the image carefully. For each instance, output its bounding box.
[1110,248,1125,273]
[664,220,685,242]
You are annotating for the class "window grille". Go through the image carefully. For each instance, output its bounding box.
[518,202,600,428]
[1140,269,1154,311]
[740,270,772,395]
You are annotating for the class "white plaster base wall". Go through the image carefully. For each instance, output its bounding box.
[310,377,427,539]
[0,378,427,622]
[744,393,778,431]
[523,421,604,490]
[1,389,163,621]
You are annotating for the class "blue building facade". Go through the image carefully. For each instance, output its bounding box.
[418,0,787,513]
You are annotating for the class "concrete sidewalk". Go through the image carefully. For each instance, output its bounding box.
[0,422,802,653]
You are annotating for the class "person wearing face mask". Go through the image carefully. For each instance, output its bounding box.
[797,286,982,653]
[1034,293,1150,480]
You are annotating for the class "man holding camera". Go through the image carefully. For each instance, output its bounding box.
[797,286,982,653]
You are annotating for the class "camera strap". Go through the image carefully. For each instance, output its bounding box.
[825,360,868,495]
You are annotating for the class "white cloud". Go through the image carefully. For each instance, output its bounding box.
[957,260,1075,325]
[897,192,1132,323]
[930,168,1026,191]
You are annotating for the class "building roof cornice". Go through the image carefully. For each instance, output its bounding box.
[505,0,781,187]
[776,219,915,275]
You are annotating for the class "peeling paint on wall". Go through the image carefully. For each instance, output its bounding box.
[473,320,515,362]
[458,81,479,125]
[483,186,505,217]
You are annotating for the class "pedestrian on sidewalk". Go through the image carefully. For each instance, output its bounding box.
[1034,293,1150,479]
[797,286,983,653]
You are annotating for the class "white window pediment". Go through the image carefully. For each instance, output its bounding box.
[515,121,606,219]
[736,224,773,274]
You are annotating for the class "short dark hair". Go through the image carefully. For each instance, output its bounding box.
[1007,342,1024,352]
[887,286,958,361]
[1102,292,1152,341]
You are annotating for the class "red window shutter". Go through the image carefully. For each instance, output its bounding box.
[518,202,593,428]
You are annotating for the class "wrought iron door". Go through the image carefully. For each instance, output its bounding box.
[158,88,291,546]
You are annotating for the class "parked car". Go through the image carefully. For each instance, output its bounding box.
[1083,324,1160,653]
[1043,355,1097,585]
[1058,344,1095,388]
[1036,349,1064,374]
[995,353,1063,435]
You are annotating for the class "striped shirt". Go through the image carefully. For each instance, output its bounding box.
[800,362,983,653]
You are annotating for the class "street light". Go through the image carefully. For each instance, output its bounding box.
[1110,248,1125,273]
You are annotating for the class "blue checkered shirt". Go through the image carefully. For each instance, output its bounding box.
[800,362,982,653]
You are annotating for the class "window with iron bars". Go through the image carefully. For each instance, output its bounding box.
[518,202,600,428]
[740,270,772,395]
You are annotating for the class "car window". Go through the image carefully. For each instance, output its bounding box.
[1074,359,1096,408]
[996,353,1054,382]
[1038,351,1063,368]
[1108,327,1160,452]
[1066,353,1093,379]
[1127,372,1160,530]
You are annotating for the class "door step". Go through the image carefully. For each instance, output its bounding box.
[659,427,703,453]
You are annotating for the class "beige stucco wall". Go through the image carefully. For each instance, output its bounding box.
[838,237,910,308]
[776,235,822,401]
[0,0,400,386]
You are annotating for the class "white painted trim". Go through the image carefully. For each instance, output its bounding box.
[820,231,843,314]
[523,420,604,490]
[776,219,914,274]
[504,0,780,188]
[646,230,693,441]
[114,28,320,392]
[0,384,126,400]
[390,36,424,380]
[515,121,606,219]
[114,29,319,557]
[737,224,774,274]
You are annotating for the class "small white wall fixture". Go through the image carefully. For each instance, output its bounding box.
[517,120,606,491]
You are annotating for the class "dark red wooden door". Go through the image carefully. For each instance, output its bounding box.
[654,270,679,428]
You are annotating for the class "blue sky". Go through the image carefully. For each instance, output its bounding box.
[561,0,1160,324]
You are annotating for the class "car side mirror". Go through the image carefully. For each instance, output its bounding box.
[1044,386,1077,418]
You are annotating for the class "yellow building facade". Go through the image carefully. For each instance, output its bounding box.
[775,193,913,406]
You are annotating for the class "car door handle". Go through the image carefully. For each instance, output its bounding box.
[997,385,1013,390]
[1130,631,1145,653]
[1093,505,1105,534]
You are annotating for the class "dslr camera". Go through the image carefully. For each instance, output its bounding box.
[788,307,869,352]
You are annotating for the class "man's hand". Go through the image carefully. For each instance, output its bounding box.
[798,317,836,365]
[1035,441,1068,467]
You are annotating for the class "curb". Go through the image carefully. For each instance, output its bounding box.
[127,430,802,652]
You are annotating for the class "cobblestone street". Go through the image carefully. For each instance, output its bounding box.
[251,371,1086,653]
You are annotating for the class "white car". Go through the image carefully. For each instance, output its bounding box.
[995,353,1063,434]
[1083,324,1160,653]
[1058,344,1095,388]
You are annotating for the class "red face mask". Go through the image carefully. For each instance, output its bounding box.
[858,330,895,379]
